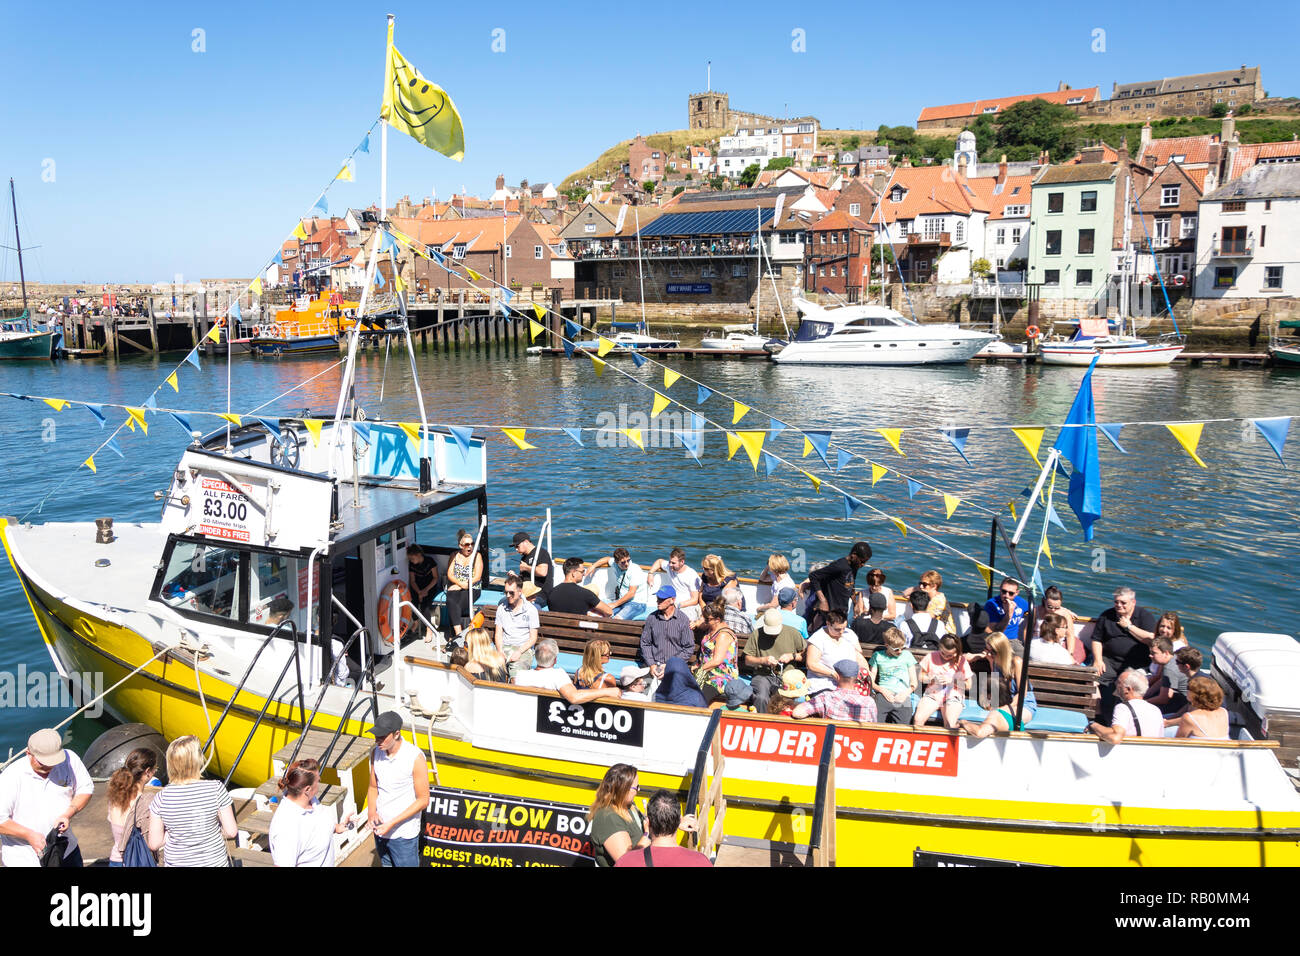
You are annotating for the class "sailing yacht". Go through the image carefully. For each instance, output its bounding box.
[0,179,57,361]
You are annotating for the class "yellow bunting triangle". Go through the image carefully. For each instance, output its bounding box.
[597,336,615,358]
[532,303,546,321]
[651,392,671,418]
[1042,536,1054,568]
[732,401,750,425]
[394,275,406,294]
[620,428,644,450]
[218,413,242,427]
[944,494,961,519]
[590,355,606,377]
[302,419,324,447]
[83,455,96,474]
[975,563,993,588]
[336,161,354,182]
[292,222,309,240]
[250,277,263,296]
[43,398,67,412]
[726,431,742,460]
[664,369,681,389]
[871,463,888,486]
[802,437,813,458]
[502,427,536,450]
[466,268,483,282]
[528,319,545,341]
[736,431,766,470]
[165,372,180,393]
[125,407,148,435]
[1165,423,1207,468]
[877,428,905,456]
[1012,427,1045,466]
[398,422,421,445]
[801,470,821,493]
[891,518,908,537]
[1008,500,1017,520]
[206,323,222,342]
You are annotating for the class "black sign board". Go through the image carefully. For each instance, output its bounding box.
[421,787,596,868]
[913,849,1050,868]
[535,697,645,748]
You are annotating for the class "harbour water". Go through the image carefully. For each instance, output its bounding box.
[1,344,1299,757]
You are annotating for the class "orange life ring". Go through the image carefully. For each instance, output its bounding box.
[377,579,413,644]
[1025,325,1041,340]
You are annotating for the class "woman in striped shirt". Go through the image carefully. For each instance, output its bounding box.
[146,736,237,867]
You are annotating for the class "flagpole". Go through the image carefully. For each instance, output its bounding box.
[1010,447,1060,546]
[381,13,393,224]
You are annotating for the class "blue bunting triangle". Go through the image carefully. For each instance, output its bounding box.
[768,418,785,441]
[84,404,106,428]
[169,412,193,435]
[631,352,646,368]
[691,413,705,434]
[697,385,713,404]
[374,270,386,287]
[105,437,124,458]
[804,430,832,469]
[184,350,201,370]
[562,427,584,447]
[256,417,281,435]
[677,428,703,465]
[562,337,576,358]
[939,427,972,465]
[430,247,445,265]
[352,421,372,445]
[1031,566,1045,598]
[143,393,157,411]
[1054,459,1072,479]
[564,319,582,339]
[1045,502,1066,530]
[272,250,283,266]
[379,231,397,253]
[835,448,853,473]
[762,450,780,476]
[4,393,32,401]
[841,494,863,520]
[230,301,241,321]
[449,426,475,460]
[359,132,370,154]
[1020,486,1032,498]
[312,195,328,216]
[1251,417,1291,466]
[906,478,922,499]
[1098,422,1127,454]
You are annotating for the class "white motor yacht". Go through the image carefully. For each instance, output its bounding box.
[772,298,996,366]
[699,324,784,351]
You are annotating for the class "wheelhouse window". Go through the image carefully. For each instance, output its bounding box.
[157,540,243,623]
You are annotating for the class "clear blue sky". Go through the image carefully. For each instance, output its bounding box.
[2,0,1296,282]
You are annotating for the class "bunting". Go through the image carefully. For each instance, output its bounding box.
[466,268,483,282]
[590,355,606,377]
[801,470,822,493]
[664,369,681,390]
[842,494,863,520]
[169,412,193,435]
[761,450,780,476]
[943,494,960,519]
[302,419,324,447]
[876,428,905,456]
[449,426,474,459]
[83,456,96,474]
[84,404,105,428]
[1165,422,1207,468]
[528,319,545,341]
[975,563,993,589]
[631,352,647,368]
[802,430,832,469]
[562,427,584,447]
[906,478,922,499]
[1012,427,1045,466]
[165,372,179,393]
[768,418,785,441]
[1251,417,1291,466]
[619,428,644,450]
[399,422,422,446]
[125,407,149,435]
[940,427,971,465]
[206,323,222,342]
[43,398,67,412]
[1098,423,1127,454]
[597,336,616,358]
[293,222,309,241]
[732,401,750,425]
[726,431,742,461]
[696,384,712,404]
[677,428,703,464]
[532,303,546,322]
[735,431,766,470]
[835,449,853,473]
[1042,536,1054,568]
[871,463,888,486]
[218,413,242,427]
[891,517,908,537]
[651,392,672,418]
[335,160,355,182]
[502,427,537,450]
[185,351,201,370]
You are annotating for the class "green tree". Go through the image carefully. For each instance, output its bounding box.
[672,185,685,196]
[992,99,1080,161]
[1211,102,1230,118]
[844,135,861,150]
[642,181,656,194]
[971,257,992,278]
[739,163,761,187]
[765,156,793,171]
[708,175,727,191]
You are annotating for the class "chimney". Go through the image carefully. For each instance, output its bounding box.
[1140,121,1152,153]
[997,154,1008,185]
[520,179,532,214]
[495,173,505,191]
[1221,111,1237,146]
[1058,81,1068,92]
[871,170,889,194]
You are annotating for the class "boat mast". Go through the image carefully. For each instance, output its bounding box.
[754,205,761,333]
[9,178,28,318]
[1119,173,1132,337]
[635,206,647,333]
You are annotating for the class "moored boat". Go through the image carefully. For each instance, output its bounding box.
[774,298,996,366]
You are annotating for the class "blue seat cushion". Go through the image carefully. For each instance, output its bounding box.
[909,695,1088,733]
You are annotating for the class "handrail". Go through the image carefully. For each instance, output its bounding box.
[283,623,374,770]
[201,619,306,756]
[316,691,380,772]
[684,709,723,818]
[222,641,309,787]
[807,723,838,867]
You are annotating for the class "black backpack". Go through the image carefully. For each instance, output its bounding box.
[907,616,940,650]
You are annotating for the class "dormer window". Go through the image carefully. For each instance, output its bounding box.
[890,187,904,203]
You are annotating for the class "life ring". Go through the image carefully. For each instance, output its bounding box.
[377,580,413,644]
[1025,325,1041,340]
[269,323,283,338]
[1172,274,1186,287]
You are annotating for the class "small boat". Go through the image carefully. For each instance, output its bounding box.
[1269,319,1300,368]
[0,179,56,362]
[202,321,254,356]
[1039,318,1185,367]
[249,292,358,356]
[773,298,996,366]
[572,321,678,351]
[700,324,784,351]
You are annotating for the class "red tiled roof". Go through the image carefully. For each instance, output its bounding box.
[918,88,1099,124]
[1229,141,1300,180]
[874,166,989,221]
[1139,134,1219,168]
[810,209,870,231]
[972,174,1034,220]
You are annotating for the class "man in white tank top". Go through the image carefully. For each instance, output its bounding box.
[366,712,429,867]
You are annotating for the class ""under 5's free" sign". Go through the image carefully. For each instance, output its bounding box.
[720,717,959,777]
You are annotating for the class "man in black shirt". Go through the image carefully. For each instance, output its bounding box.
[804,541,872,629]
[406,544,440,632]
[513,531,552,609]
[1090,586,1158,721]
[850,591,891,645]
[548,558,613,617]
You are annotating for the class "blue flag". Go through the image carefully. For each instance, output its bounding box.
[359,132,371,154]
[762,450,780,476]
[836,448,853,472]
[768,418,785,441]
[230,301,241,321]
[697,385,713,405]
[562,337,576,358]
[564,319,582,339]
[352,421,372,445]
[379,231,398,253]
[312,195,328,216]
[804,430,832,469]
[272,250,283,265]
[562,427,585,447]
[677,428,703,464]
[84,404,106,428]
[1051,356,1101,540]
[143,393,157,411]
[939,427,972,465]
[256,417,281,435]
[631,352,646,368]
[906,478,922,499]
[430,247,446,265]
[185,350,201,370]
[169,412,194,435]
[105,437,124,458]
[449,426,475,460]
[1098,423,1127,454]
[1250,417,1291,466]
[841,494,863,520]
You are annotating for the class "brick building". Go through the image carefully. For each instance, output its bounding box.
[1071,66,1264,122]
[806,209,872,297]
[917,85,1099,130]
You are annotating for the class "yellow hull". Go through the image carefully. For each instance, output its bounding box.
[5,523,1298,866]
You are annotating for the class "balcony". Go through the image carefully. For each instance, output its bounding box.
[569,238,760,261]
[908,232,952,247]
[1213,238,1254,258]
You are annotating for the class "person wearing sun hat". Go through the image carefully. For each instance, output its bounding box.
[777,668,812,702]
[0,728,95,867]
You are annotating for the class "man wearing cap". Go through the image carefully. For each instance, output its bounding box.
[618,665,653,702]
[742,609,808,712]
[768,587,809,640]
[638,585,697,679]
[0,729,95,867]
[850,591,892,645]
[366,712,429,868]
[513,531,552,609]
[791,660,878,724]
[495,572,540,680]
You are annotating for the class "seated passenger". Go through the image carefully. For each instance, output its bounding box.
[639,586,697,678]
[587,548,647,620]
[653,657,707,709]
[548,558,613,617]
[574,640,617,690]
[698,554,740,609]
[754,553,796,613]
[913,635,972,729]
[901,570,951,629]
[1149,612,1188,680]
[406,544,441,627]
[901,590,946,649]
[985,578,1029,644]
[777,668,811,707]
[1168,675,1230,740]
[722,587,753,638]
[267,595,294,628]
[805,610,869,696]
[850,591,891,645]
[1144,637,1188,716]
[722,680,756,712]
[647,548,703,622]
[864,567,896,620]
[1038,586,1084,663]
[514,639,621,704]
[1089,669,1163,743]
[791,660,877,723]
[1028,613,1077,666]
[695,600,740,706]
[771,587,810,640]
[742,609,807,713]
[961,634,1036,736]
[463,627,509,683]
[445,530,484,641]
[869,627,917,725]
[618,666,653,702]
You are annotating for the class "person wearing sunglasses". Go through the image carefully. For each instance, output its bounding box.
[983,578,1029,647]
[444,530,483,643]
[494,572,540,680]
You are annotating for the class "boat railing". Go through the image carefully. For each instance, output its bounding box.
[282,622,378,772]
[201,619,307,761]
[807,723,838,868]
[683,709,726,858]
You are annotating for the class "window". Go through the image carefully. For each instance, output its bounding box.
[1220,225,1248,255]
[955,220,965,242]
[1214,266,1236,288]
[1180,216,1197,239]
[612,264,626,278]
[1161,185,1180,206]
[995,227,1006,244]
[841,232,848,244]
[534,245,544,259]
[453,243,467,259]
[732,263,748,277]
[1078,229,1095,254]
[504,245,512,259]
[1265,266,1283,289]
[890,187,904,203]
[701,264,718,278]
[1045,230,1062,255]
[818,266,826,276]
[1047,193,1064,213]
[1044,269,1060,286]
[1152,217,1171,247]
[1080,190,1097,212]
[157,540,243,624]
[668,264,684,277]
[1260,225,1267,248]
[849,203,860,216]
[1011,227,1022,244]
[1264,200,1272,212]
[1222,201,1246,213]
[830,232,838,244]
[924,218,944,240]
[1076,269,1093,285]
[584,223,596,233]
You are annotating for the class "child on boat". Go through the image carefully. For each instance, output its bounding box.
[913,635,971,729]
